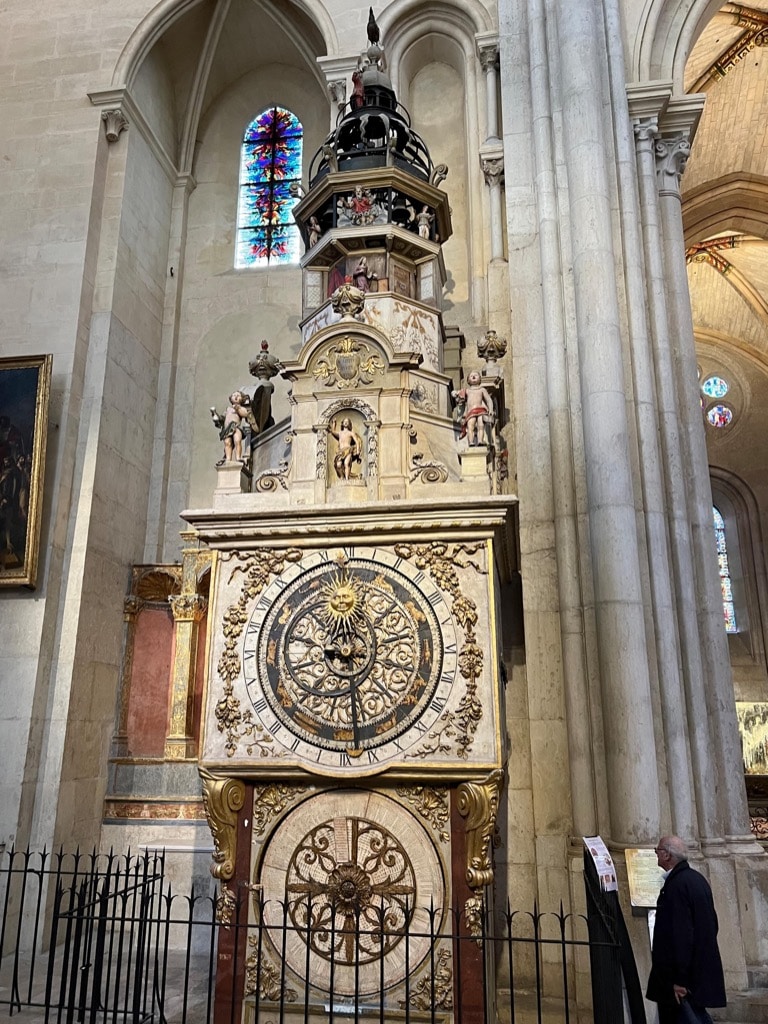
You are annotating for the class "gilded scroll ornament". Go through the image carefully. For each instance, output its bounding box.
[313,336,385,389]
[395,786,450,843]
[399,948,453,1010]
[395,542,485,759]
[457,768,505,890]
[464,894,485,942]
[200,769,246,880]
[252,784,303,836]
[215,548,303,756]
[245,944,298,1002]
[215,885,237,925]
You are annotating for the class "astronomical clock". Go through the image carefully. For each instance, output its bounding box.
[186,15,517,1023]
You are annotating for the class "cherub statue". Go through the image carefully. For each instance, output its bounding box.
[452,371,494,447]
[330,417,363,480]
[210,391,258,464]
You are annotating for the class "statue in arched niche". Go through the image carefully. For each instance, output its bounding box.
[329,415,364,481]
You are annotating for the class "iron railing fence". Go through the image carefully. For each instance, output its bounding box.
[0,848,622,1024]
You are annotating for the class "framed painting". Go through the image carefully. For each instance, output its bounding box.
[736,701,768,776]
[0,354,52,589]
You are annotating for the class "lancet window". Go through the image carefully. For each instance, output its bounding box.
[713,506,738,633]
[235,107,303,268]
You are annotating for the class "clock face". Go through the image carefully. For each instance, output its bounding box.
[257,790,446,996]
[241,547,458,775]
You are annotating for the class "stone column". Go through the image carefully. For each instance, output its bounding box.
[554,0,660,845]
[164,533,210,759]
[528,0,596,838]
[476,36,500,144]
[480,155,505,262]
[655,124,755,845]
[628,111,699,840]
[112,595,140,758]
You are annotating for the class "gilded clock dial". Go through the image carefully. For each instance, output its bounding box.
[241,548,458,771]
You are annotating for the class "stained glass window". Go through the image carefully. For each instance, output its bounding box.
[707,404,733,428]
[236,107,303,268]
[713,507,737,633]
[702,375,729,399]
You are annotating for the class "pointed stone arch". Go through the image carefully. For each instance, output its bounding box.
[633,0,722,86]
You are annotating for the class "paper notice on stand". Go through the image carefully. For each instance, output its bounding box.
[583,835,618,892]
[625,847,666,907]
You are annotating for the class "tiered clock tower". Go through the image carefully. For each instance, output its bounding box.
[185,17,517,1022]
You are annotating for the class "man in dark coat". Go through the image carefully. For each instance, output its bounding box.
[646,836,727,1023]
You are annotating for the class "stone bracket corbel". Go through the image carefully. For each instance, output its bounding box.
[200,769,246,880]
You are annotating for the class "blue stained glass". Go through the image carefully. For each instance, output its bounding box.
[702,375,729,398]
[236,106,302,267]
[713,506,737,633]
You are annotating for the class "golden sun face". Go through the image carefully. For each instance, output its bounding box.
[319,570,364,636]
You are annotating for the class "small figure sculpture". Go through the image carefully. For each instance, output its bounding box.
[330,417,363,480]
[337,185,381,227]
[452,371,494,447]
[288,181,306,199]
[211,391,257,464]
[477,329,508,371]
[417,206,434,239]
[351,69,364,111]
[331,278,366,318]
[352,255,377,292]
[307,215,323,248]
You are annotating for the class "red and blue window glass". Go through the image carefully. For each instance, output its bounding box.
[236,107,303,268]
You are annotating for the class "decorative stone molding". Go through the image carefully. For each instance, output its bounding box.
[654,135,691,199]
[477,44,498,73]
[200,770,246,880]
[456,768,504,890]
[632,117,659,146]
[101,108,128,142]
[410,455,448,484]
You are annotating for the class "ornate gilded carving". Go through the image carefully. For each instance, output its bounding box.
[168,593,207,621]
[464,895,485,941]
[252,784,303,836]
[215,885,237,925]
[199,769,246,880]
[400,948,453,1010]
[313,336,385,389]
[457,769,505,890]
[396,786,450,843]
[215,548,303,756]
[134,566,182,603]
[245,944,298,1002]
[394,542,486,759]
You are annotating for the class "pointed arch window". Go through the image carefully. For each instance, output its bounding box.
[235,107,303,268]
[713,506,738,633]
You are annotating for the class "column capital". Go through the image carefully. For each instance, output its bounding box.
[626,80,672,122]
[655,135,691,199]
[169,592,208,622]
[101,108,128,143]
[477,43,499,73]
[480,155,504,188]
[475,30,499,61]
[633,116,659,146]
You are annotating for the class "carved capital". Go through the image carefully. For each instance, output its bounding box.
[478,44,498,73]
[123,594,141,619]
[328,79,346,108]
[200,770,246,880]
[457,768,505,890]
[654,135,691,198]
[169,592,208,622]
[632,116,659,147]
[101,108,128,143]
[481,157,504,189]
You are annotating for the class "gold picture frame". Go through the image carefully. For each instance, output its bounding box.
[0,354,52,589]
